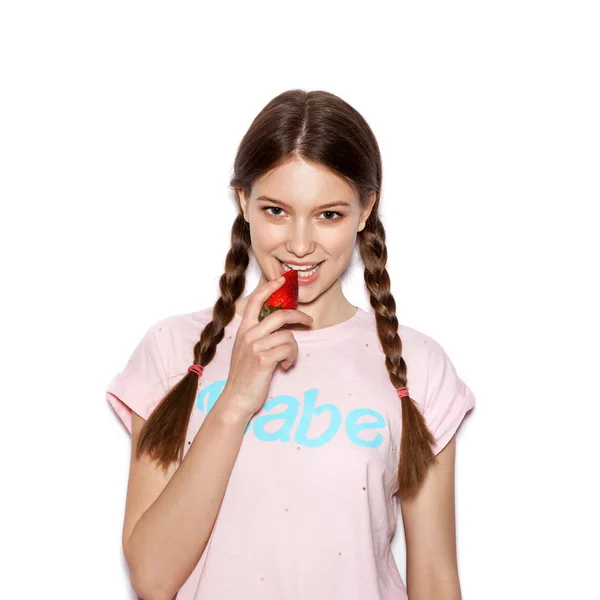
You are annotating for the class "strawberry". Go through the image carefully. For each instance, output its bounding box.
[259,268,299,321]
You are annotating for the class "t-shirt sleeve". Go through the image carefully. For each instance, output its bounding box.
[422,341,476,455]
[105,323,170,435]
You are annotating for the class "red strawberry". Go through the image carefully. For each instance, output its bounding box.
[259,268,298,321]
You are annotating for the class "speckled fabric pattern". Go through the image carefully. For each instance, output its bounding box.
[106,305,475,599]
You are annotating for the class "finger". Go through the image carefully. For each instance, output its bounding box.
[251,329,298,354]
[257,308,313,334]
[261,343,297,370]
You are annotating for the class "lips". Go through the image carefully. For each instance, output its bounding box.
[278,259,324,285]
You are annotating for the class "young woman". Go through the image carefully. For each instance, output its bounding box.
[106,89,476,600]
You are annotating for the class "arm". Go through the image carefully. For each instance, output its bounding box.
[399,435,463,600]
[124,390,250,600]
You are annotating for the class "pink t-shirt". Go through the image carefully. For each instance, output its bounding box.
[106,305,475,599]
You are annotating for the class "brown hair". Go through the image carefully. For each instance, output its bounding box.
[136,89,437,499]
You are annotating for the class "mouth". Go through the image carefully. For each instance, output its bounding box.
[278,259,324,280]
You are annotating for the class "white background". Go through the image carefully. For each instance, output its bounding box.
[1,1,598,598]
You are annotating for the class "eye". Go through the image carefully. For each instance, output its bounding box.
[321,210,343,221]
[264,206,285,217]
[262,207,343,221]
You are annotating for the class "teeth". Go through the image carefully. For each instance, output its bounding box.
[281,262,322,277]
[284,263,317,271]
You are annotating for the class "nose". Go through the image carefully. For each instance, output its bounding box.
[285,219,316,257]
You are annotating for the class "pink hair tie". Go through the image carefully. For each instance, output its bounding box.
[396,387,409,399]
[188,364,204,377]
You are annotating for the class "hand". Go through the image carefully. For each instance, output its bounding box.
[220,276,313,420]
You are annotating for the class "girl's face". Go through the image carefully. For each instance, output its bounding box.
[238,157,375,305]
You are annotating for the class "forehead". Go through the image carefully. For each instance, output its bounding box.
[252,158,358,208]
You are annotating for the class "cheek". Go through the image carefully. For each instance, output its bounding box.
[326,232,356,257]
[251,225,281,249]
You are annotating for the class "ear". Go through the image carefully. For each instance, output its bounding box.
[237,188,250,223]
[357,191,377,232]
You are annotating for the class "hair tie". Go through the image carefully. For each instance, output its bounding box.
[188,364,204,377]
[396,387,409,399]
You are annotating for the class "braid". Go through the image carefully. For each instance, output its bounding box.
[192,214,251,368]
[358,212,436,499]
[136,214,251,471]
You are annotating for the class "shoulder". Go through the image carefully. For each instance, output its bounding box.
[397,324,451,387]
[147,306,214,339]
[399,323,447,363]
[360,309,442,367]
[139,306,215,364]
[359,311,458,401]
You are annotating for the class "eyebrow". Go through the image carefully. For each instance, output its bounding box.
[256,195,351,210]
